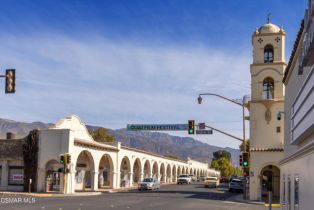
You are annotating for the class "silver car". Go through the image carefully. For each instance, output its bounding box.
[228,179,243,192]
[138,178,160,190]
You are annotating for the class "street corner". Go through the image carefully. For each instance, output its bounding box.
[225,194,265,206]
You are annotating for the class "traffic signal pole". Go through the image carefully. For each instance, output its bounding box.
[197,93,250,200]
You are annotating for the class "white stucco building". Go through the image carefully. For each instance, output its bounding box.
[280,1,314,209]
[1,115,219,193]
[248,19,286,201]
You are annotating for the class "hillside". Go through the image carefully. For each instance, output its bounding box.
[0,118,240,165]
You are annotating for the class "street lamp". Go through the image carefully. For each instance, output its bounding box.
[197,93,250,152]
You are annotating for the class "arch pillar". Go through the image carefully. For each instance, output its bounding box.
[69,169,76,193]
[128,172,133,187]
[140,172,144,182]
[91,170,99,191]
[112,171,118,189]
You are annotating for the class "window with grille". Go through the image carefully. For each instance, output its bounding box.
[264,45,274,63]
[263,77,275,99]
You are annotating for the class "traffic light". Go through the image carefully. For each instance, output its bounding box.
[64,153,68,168]
[239,154,243,166]
[60,154,64,164]
[188,120,195,134]
[243,167,249,177]
[5,69,15,93]
[242,152,249,167]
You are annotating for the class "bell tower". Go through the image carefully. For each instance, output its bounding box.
[248,19,285,200]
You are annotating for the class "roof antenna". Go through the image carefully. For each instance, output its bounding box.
[267,13,271,23]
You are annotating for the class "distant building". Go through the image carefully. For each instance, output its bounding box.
[0,115,218,193]
[280,1,314,209]
[248,19,286,201]
[0,133,24,191]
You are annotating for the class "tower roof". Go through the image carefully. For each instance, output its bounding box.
[258,22,281,34]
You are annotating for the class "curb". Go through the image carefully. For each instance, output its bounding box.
[0,191,102,197]
[0,182,180,197]
[226,194,265,206]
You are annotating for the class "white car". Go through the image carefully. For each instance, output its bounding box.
[177,174,191,184]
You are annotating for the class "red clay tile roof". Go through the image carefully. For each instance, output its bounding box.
[283,20,304,83]
[250,148,284,152]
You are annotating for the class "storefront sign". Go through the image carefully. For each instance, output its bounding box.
[127,124,188,131]
[12,174,23,181]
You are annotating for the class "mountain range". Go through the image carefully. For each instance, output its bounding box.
[0,118,240,166]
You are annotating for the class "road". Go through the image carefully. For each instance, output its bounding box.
[0,183,274,210]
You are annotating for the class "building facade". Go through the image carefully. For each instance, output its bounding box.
[249,20,286,201]
[280,1,314,209]
[0,115,219,193]
[0,134,24,192]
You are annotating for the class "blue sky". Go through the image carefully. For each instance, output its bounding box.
[0,0,307,148]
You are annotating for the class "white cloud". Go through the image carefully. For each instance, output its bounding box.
[0,33,251,148]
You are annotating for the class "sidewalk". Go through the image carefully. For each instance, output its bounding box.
[226,194,281,207]
[0,182,176,197]
[0,191,101,197]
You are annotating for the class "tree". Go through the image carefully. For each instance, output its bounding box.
[23,129,39,192]
[89,128,116,143]
[213,150,231,162]
[211,157,232,177]
[210,150,242,178]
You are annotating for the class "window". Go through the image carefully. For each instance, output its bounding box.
[8,166,24,186]
[264,44,274,63]
[294,175,299,210]
[263,77,275,99]
[0,166,2,185]
[276,126,281,133]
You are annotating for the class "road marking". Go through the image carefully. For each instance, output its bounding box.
[265,204,281,207]
[223,201,245,205]
[41,207,45,209]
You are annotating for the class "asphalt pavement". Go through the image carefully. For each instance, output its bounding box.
[0,182,277,210]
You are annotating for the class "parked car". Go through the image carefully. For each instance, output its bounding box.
[177,174,191,184]
[219,177,229,183]
[204,177,219,188]
[228,178,243,192]
[189,174,197,181]
[138,178,160,190]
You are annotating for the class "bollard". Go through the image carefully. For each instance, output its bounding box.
[268,191,272,210]
[29,179,32,193]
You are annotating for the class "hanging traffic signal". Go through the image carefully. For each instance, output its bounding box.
[243,167,249,177]
[188,120,195,134]
[64,153,68,168]
[239,154,243,166]
[242,152,249,167]
[60,154,65,164]
[5,69,15,93]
